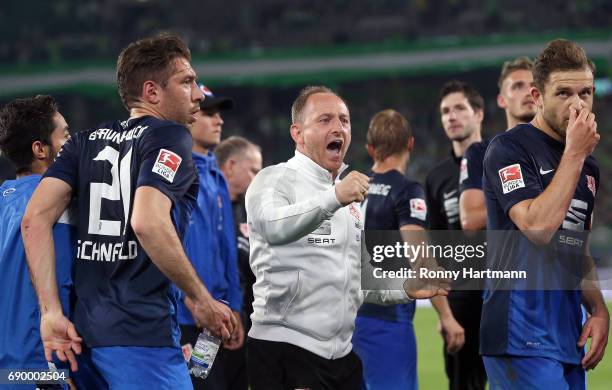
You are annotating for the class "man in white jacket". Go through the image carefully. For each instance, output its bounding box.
[245,86,448,390]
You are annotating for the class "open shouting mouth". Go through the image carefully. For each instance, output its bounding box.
[327,139,343,154]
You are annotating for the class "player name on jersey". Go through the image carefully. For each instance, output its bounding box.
[368,183,391,196]
[87,125,148,143]
[76,239,138,262]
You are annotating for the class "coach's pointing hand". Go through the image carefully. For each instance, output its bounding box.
[335,171,370,205]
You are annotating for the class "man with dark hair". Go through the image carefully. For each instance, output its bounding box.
[246,86,448,390]
[352,109,463,390]
[178,84,242,390]
[21,34,235,389]
[215,135,262,390]
[425,80,487,390]
[481,39,608,389]
[0,95,72,382]
[0,153,16,184]
[459,57,536,231]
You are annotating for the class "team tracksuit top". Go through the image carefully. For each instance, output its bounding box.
[246,150,411,360]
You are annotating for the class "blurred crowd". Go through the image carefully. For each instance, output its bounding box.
[2,0,611,64]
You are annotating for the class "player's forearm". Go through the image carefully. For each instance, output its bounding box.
[459,206,487,231]
[518,152,584,233]
[430,295,454,321]
[22,213,63,314]
[21,181,71,315]
[132,216,211,304]
[459,191,487,231]
[582,285,608,317]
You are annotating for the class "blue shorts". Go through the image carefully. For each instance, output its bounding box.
[483,356,585,390]
[352,315,417,390]
[73,346,191,390]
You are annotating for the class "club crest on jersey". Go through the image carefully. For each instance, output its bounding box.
[459,158,468,184]
[349,204,361,220]
[152,149,182,183]
[410,198,427,221]
[498,163,525,194]
[586,175,596,197]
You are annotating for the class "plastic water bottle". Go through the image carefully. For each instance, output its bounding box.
[188,328,221,379]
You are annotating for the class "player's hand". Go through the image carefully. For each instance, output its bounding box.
[438,315,465,354]
[578,308,609,370]
[403,278,450,299]
[40,311,82,372]
[185,296,236,341]
[223,311,245,350]
[335,171,370,205]
[565,107,599,158]
[181,343,193,362]
[403,264,451,299]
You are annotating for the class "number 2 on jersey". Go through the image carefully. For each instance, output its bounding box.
[89,146,132,236]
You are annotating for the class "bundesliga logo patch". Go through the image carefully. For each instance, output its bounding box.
[410,198,427,221]
[349,204,361,220]
[152,149,182,183]
[587,175,596,197]
[498,163,525,194]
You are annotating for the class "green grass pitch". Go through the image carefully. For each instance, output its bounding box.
[414,303,612,389]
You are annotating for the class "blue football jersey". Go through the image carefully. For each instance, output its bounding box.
[0,175,75,369]
[480,123,599,364]
[459,137,491,193]
[358,170,427,322]
[44,116,198,348]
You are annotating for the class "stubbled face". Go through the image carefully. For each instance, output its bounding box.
[536,68,594,138]
[293,93,351,176]
[499,69,536,123]
[226,148,262,196]
[440,92,482,142]
[47,111,70,163]
[157,57,203,126]
[191,107,224,151]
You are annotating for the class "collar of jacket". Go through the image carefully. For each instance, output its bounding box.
[290,150,348,184]
[192,150,221,173]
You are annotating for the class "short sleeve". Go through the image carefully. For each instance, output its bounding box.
[396,181,427,228]
[136,124,197,204]
[44,133,81,188]
[459,142,485,193]
[483,136,541,216]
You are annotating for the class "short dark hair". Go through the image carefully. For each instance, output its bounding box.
[291,85,347,124]
[439,81,484,112]
[366,109,412,161]
[215,136,261,166]
[533,39,595,92]
[117,33,191,110]
[498,56,533,89]
[0,95,58,174]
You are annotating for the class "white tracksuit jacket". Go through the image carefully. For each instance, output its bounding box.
[245,151,411,359]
